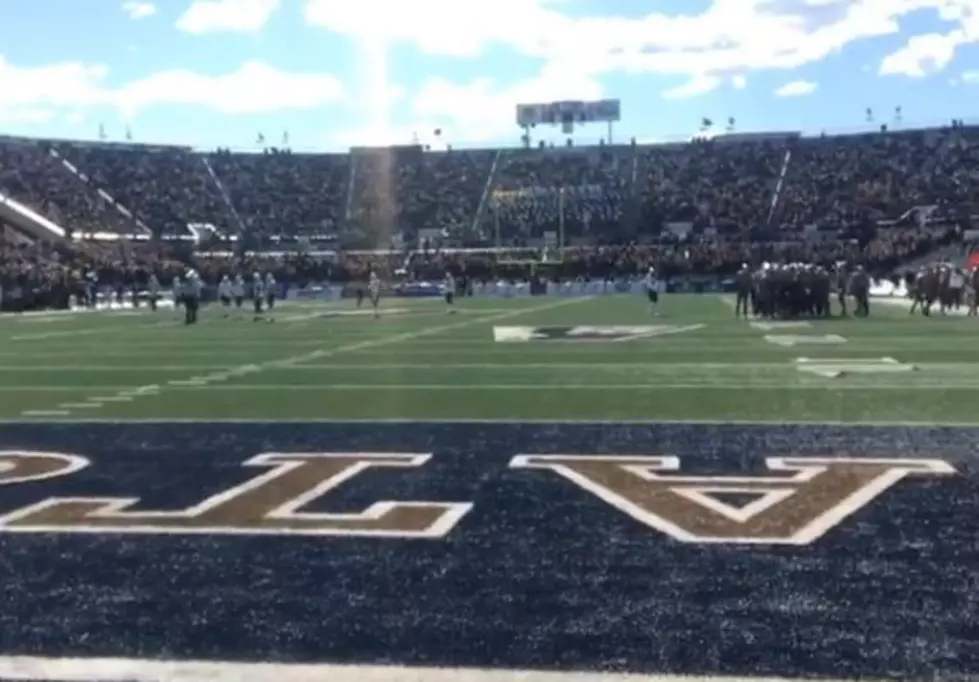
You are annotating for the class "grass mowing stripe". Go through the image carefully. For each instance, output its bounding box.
[2,417,976,426]
[109,383,972,391]
[18,296,595,418]
[9,321,170,341]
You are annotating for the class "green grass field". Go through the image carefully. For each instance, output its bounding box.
[2,293,976,423]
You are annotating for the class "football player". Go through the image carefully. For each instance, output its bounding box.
[368,270,382,319]
[171,275,182,311]
[251,273,265,322]
[217,275,233,317]
[734,263,752,318]
[443,271,457,314]
[233,274,245,310]
[147,274,160,312]
[182,270,202,325]
[643,266,659,316]
[264,272,277,317]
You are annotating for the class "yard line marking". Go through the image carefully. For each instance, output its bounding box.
[83,382,979,391]
[24,296,593,418]
[2,361,979,373]
[20,409,70,417]
[7,417,979,427]
[0,365,234,371]
[263,296,594,371]
[0,654,865,682]
[10,321,170,341]
[57,402,105,409]
[750,320,812,330]
[0,386,131,392]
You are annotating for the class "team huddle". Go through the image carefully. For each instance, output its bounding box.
[906,263,979,316]
[731,262,871,320]
[724,260,978,320]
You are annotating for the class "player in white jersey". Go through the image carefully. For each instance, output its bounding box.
[368,271,382,319]
[181,270,203,325]
[264,273,277,314]
[147,274,160,311]
[171,276,182,310]
[251,273,266,322]
[217,275,233,317]
[442,271,457,314]
[643,267,659,316]
[232,274,245,309]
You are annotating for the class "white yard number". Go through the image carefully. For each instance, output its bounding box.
[765,334,847,347]
[795,357,916,379]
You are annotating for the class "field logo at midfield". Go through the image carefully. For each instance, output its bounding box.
[493,324,704,343]
[510,456,955,544]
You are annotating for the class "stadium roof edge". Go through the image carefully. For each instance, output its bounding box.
[0,118,975,155]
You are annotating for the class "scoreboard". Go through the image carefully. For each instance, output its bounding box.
[515,99,621,128]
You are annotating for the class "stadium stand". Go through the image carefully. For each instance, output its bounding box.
[0,120,975,308]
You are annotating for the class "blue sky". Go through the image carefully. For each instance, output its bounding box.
[0,0,977,152]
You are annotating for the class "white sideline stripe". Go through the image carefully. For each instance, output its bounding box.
[3,380,979,393]
[0,656,869,682]
[19,410,70,417]
[9,361,979,371]
[716,295,736,308]
[235,362,979,370]
[27,383,979,391]
[10,321,169,341]
[0,386,130,391]
[0,365,236,371]
[6,417,979,427]
[21,297,593,418]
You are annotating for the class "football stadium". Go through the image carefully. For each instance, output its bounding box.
[3,4,979,678]
[1,291,978,682]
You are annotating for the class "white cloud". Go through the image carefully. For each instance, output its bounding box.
[662,75,722,99]
[177,0,279,34]
[0,108,56,125]
[333,63,603,148]
[303,0,970,82]
[409,65,603,142]
[113,60,344,116]
[774,79,818,97]
[963,70,979,83]
[306,0,979,144]
[879,30,964,77]
[0,57,108,110]
[122,1,156,20]
[0,56,344,119]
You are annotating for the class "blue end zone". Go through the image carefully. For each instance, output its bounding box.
[0,421,977,681]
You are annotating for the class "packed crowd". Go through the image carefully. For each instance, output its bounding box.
[0,122,975,250]
[0,121,976,309]
[488,148,632,243]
